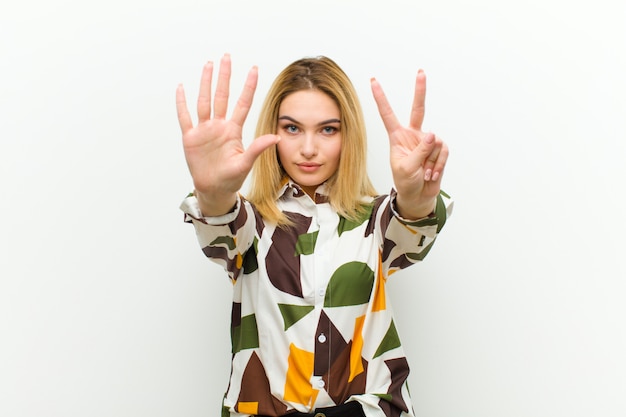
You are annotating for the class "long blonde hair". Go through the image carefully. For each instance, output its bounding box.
[247,56,377,226]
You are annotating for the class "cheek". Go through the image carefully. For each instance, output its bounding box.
[276,142,289,162]
[276,142,299,170]
[330,141,342,164]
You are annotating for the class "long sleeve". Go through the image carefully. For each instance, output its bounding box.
[180,193,259,282]
[379,190,453,274]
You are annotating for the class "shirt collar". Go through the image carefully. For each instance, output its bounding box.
[278,179,330,204]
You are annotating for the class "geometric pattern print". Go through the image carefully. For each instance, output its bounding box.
[181,183,452,417]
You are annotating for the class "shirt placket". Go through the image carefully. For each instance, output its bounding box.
[311,202,338,397]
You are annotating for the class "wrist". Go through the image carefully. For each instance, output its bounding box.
[195,190,238,217]
[395,195,436,220]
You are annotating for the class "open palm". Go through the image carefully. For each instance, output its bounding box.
[176,54,279,202]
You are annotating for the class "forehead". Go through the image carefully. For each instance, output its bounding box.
[279,90,340,119]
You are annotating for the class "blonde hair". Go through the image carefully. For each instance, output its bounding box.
[247,56,377,226]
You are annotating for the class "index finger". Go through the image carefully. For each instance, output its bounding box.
[371,77,401,134]
[197,61,214,123]
[230,65,259,127]
[409,69,426,130]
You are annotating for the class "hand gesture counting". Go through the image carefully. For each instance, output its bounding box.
[176,54,280,216]
[371,70,448,219]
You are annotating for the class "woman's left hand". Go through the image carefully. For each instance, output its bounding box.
[371,70,448,219]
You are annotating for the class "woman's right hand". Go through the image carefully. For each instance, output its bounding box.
[176,54,280,216]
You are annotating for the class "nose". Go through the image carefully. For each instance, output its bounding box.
[300,132,318,158]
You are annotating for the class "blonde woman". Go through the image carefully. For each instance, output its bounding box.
[176,54,453,417]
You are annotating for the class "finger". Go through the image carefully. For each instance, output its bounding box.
[231,66,259,127]
[409,69,426,130]
[430,140,449,182]
[422,134,442,181]
[197,61,213,123]
[176,84,193,133]
[408,132,436,178]
[371,78,402,134]
[241,134,281,169]
[213,53,231,119]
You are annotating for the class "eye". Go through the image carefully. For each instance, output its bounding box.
[282,124,300,135]
[321,126,339,135]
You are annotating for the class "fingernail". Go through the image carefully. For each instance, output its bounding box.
[432,171,440,181]
[425,169,432,181]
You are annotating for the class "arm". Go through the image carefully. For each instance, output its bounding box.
[176,54,280,216]
[180,193,258,282]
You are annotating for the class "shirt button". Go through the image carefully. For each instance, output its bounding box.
[317,380,325,388]
[318,289,325,297]
[318,333,327,343]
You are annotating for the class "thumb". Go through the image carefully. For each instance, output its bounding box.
[242,134,281,167]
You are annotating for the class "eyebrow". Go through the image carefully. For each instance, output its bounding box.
[278,116,341,126]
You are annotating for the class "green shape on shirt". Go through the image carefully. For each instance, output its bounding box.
[324,262,374,307]
[242,238,259,273]
[373,320,401,358]
[337,203,374,236]
[401,192,448,231]
[405,239,435,262]
[231,314,259,353]
[374,393,393,402]
[295,230,319,256]
[210,235,236,250]
[278,304,315,331]
[221,404,230,417]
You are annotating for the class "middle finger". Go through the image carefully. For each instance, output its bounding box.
[213,53,232,120]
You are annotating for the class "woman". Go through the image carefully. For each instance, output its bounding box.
[176,54,452,417]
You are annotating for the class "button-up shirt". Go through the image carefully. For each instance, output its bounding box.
[180,182,453,417]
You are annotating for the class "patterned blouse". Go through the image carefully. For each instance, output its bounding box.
[180,181,453,417]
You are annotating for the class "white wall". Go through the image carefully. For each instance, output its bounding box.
[1,1,625,416]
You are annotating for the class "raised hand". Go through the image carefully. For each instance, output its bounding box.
[371,70,448,219]
[176,54,280,216]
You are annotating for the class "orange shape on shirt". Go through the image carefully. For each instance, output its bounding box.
[237,402,258,415]
[371,251,387,312]
[284,343,315,406]
[349,315,366,382]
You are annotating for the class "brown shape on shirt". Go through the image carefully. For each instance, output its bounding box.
[364,195,389,238]
[378,357,410,417]
[314,310,348,376]
[265,212,312,298]
[320,340,368,406]
[236,351,289,417]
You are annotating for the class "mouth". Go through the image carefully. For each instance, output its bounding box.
[297,163,321,172]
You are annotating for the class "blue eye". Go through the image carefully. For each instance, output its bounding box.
[322,126,338,135]
[284,125,299,134]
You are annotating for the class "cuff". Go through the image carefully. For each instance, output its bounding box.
[180,193,241,225]
[390,190,452,233]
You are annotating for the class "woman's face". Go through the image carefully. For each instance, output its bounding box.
[276,89,342,198]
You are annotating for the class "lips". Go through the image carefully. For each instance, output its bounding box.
[297,162,321,172]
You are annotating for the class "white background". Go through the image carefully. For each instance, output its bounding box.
[1,1,625,416]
